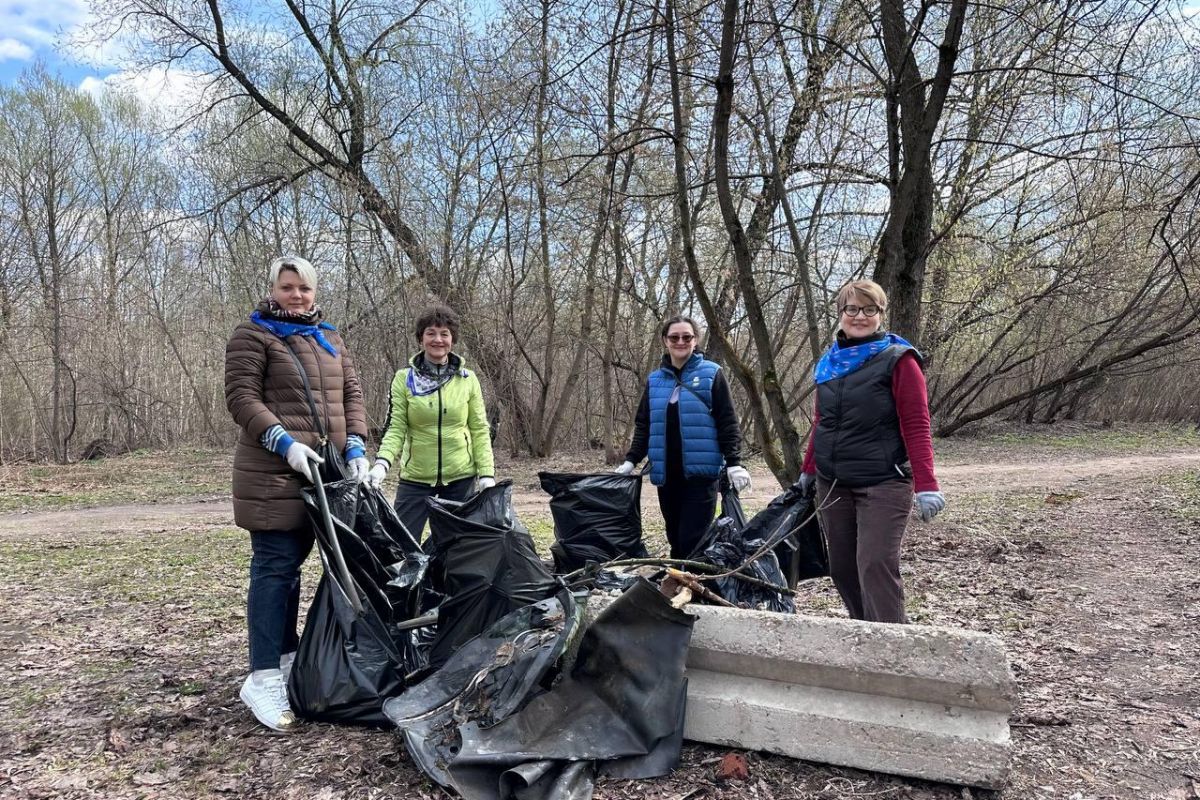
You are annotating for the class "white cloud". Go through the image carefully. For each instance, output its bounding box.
[0,37,34,61]
[77,65,210,116]
[0,0,90,51]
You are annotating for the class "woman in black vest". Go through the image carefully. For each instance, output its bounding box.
[797,280,944,623]
[616,316,751,559]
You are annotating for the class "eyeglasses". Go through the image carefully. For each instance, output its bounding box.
[841,305,881,318]
[666,334,695,343]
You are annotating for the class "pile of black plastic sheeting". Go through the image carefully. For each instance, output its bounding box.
[424,481,561,671]
[384,578,695,800]
[538,472,648,572]
[291,479,429,726]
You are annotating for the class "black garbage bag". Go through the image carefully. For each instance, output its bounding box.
[701,512,795,614]
[289,480,427,726]
[692,480,797,612]
[425,480,560,669]
[744,485,828,588]
[383,586,585,790]
[538,472,648,572]
[447,578,696,800]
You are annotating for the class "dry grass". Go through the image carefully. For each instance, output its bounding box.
[1,424,1198,799]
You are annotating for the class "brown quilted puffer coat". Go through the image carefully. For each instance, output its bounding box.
[224,321,368,531]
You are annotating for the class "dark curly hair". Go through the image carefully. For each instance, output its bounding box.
[414,304,460,343]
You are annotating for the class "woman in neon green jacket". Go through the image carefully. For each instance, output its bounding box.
[366,305,495,536]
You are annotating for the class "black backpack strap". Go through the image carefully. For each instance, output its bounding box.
[279,339,329,441]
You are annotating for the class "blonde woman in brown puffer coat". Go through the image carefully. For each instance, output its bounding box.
[223,255,369,733]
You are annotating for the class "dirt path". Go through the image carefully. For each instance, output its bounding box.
[2,450,1196,540]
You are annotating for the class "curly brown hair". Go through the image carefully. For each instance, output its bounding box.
[414,304,460,343]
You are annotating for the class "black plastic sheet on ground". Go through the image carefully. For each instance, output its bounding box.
[382,586,584,790]
[538,472,648,572]
[384,579,695,800]
[425,480,561,670]
[290,480,427,726]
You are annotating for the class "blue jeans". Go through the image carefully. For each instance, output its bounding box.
[247,527,315,671]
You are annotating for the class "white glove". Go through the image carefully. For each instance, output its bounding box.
[795,472,816,496]
[914,491,945,522]
[727,465,752,492]
[478,476,496,490]
[366,461,388,490]
[284,442,323,483]
[347,456,370,483]
[614,461,635,475]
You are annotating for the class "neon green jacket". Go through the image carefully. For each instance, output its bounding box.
[376,352,495,486]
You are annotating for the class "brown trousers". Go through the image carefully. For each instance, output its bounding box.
[815,477,912,624]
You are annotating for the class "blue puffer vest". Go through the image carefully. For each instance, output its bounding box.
[647,353,723,485]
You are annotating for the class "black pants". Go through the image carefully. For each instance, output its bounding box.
[657,477,718,560]
[393,476,477,540]
[247,527,315,671]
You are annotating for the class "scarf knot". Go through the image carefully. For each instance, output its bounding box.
[250,310,339,356]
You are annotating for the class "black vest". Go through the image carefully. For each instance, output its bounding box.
[813,344,919,487]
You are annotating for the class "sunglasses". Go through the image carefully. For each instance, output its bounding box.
[665,334,696,343]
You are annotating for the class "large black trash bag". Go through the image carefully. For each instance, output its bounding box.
[694,482,795,612]
[744,485,828,588]
[447,578,696,800]
[289,480,427,726]
[425,480,560,669]
[382,586,585,791]
[701,516,795,614]
[538,472,648,572]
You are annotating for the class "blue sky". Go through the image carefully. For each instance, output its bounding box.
[0,0,120,87]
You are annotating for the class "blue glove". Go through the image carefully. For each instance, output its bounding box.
[914,491,945,522]
[794,473,815,496]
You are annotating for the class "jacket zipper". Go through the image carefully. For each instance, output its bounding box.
[436,383,444,485]
[831,376,844,478]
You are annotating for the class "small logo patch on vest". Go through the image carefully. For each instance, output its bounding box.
[692,376,700,386]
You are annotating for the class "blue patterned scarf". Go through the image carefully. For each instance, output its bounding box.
[813,332,916,384]
[250,311,339,356]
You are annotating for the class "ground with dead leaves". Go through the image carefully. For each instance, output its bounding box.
[0,424,1198,800]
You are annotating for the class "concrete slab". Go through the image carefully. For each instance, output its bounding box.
[587,596,1015,789]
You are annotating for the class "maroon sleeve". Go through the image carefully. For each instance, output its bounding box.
[892,353,939,492]
[802,395,818,475]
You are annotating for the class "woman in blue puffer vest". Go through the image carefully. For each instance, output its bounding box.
[616,315,750,558]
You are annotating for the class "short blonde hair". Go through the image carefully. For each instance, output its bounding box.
[836,279,887,312]
[268,255,317,289]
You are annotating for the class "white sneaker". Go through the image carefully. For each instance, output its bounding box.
[280,652,296,685]
[239,668,297,732]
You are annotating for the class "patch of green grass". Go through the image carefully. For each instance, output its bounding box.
[940,422,1199,461]
[523,517,556,556]
[0,448,231,512]
[1158,472,1200,522]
